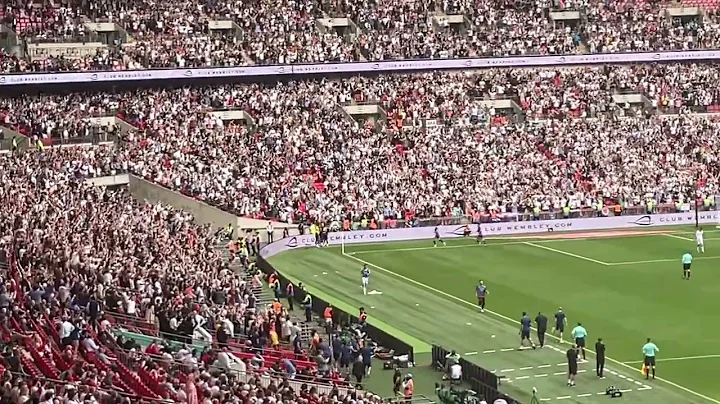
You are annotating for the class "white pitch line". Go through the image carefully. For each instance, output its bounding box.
[523,242,610,265]
[538,364,552,368]
[535,374,548,378]
[501,369,515,372]
[483,350,496,354]
[500,348,515,352]
[519,366,534,370]
[515,376,530,380]
[608,255,720,266]
[664,233,694,242]
[577,393,592,398]
[465,351,478,356]
[342,253,720,404]
[623,354,720,364]
[556,396,571,400]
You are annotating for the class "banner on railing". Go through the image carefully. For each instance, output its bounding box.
[261,211,717,258]
[2,50,720,86]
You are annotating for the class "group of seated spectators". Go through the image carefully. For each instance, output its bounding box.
[0,148,395,403]
[1,0,720,71]
[1,63,720,223]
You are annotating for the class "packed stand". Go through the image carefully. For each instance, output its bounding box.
[583,0,720,53]
[208,0,359,65]
[0,148,387,401]
[3,64,720,222]
[3,0,720,71]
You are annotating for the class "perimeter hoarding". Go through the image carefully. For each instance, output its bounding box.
[261,211,717,258]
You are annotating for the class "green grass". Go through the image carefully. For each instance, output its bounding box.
[269,228,720,403]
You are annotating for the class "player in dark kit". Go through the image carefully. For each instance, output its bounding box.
[433,227,446,247]
[566,345,579,386]
[476,281,488,313]
[477,224,487,246]
[535,312,548,347]
[553,307,568,343]
[519,312,536,349]
[595,338,606,378]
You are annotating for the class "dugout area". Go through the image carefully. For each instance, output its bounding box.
[269,227,720,403]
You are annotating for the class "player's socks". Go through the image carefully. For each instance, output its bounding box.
[651,368,655,379]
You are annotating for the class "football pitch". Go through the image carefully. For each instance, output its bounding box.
[269,227,720,403]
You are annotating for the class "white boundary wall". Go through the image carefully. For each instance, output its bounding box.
[261,211,718,258]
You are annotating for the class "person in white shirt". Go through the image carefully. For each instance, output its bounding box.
[266,222,275,243]
[696,228,705,253]
[450,363,462,381]
[213,348,247,375]
[59,320,75,346]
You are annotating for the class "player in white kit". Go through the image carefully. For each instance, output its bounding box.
[361,264,371,295]
[696,228,705,253]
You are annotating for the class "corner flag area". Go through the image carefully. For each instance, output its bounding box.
[270,227,720,404]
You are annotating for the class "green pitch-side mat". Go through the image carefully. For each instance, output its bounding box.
[270,228,720,404]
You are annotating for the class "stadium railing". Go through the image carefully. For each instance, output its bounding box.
[431,345,520,404]
[256,254,416,363]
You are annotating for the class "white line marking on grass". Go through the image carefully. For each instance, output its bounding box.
[623,354,720,364]
[523,242,610,265]
[519,366,534,370]
[608,255,720,266]
[483,350,496,354]
[664,234,694,242]
[556,396,571,400]
[515,376,530,380]
[501,369,515,372]
[638,386,652,391]
[538,364,551,368]
[500,348,516,352]
[577,393,592,398]
[539,398,551,402]
[342,253,720,404]
[536,374,548,377]
[465,352,478,356]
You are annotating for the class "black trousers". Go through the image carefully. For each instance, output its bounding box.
[596,357,605,376]
[537,329,546,346]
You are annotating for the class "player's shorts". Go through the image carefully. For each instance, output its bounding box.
[644,356,656,367]
[697,240,704,245]
[575,337,586,348]
[521,330,531,340]
[556,324,565,333]
[568,363,578,375]
[362,277,369,287]
[683,263,691,270]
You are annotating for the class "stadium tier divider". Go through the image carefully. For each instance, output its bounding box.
[256,255,415,363]
[431,345,520,404]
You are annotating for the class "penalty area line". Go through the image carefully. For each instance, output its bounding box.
[341,252,720,404]
[523,242,610,266]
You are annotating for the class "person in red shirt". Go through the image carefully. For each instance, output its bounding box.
[146,340,162,356]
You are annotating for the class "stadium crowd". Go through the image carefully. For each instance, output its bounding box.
[1,63,720,222]
[1,0,720,71]
[0,148,397,403]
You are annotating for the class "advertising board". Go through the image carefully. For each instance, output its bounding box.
[261,211,718,258]
[3,50,720,86]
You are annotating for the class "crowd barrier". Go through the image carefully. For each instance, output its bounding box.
[2,50,720,86]
[255,254,416,363]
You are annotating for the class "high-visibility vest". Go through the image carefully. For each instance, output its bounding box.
[272,301,282,314]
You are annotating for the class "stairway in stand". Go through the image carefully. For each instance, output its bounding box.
[213,242,329,345]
